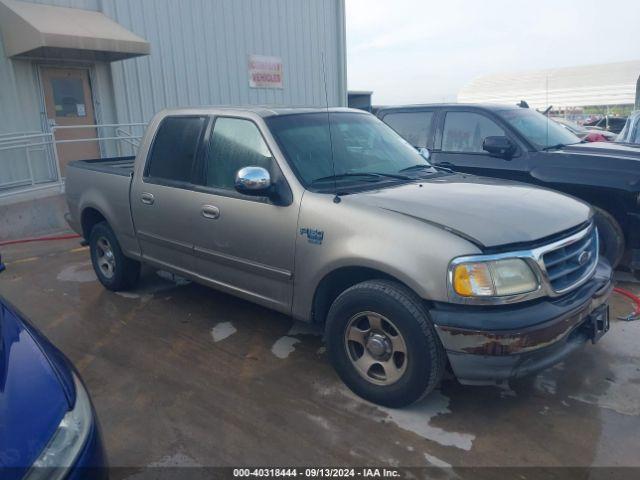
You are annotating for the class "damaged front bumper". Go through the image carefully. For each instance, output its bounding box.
[430,259,613,385]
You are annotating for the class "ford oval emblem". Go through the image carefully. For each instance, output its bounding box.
[578,250,591,266]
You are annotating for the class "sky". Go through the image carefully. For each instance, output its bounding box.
[346,0,640,105]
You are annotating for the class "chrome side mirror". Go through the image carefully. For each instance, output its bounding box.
[235,166,272,195]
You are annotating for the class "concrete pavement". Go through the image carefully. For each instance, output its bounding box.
[1,238,639,473]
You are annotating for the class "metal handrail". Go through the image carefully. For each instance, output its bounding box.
[51,122,147,131]
[0,132,52,145]
[1,123,147,193]
[0,131,43,139]
[115,128,142,148]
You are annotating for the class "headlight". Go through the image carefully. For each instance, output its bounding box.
[25,374,93,480]
[452,258,538,297]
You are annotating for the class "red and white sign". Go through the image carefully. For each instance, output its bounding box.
[248,54,283,89]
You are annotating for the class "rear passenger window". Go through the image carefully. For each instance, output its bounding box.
[442,112,504,153]
[146,116,206,183]
[382,111,433,148]
[204,117,273,190]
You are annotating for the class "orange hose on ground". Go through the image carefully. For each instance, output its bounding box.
[0,233,80,247]
[613,287,640,317]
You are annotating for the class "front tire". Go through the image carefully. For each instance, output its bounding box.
[325,280,445,408]
[593,206,625,268]
[89,221,140,291]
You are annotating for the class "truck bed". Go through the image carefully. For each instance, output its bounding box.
[68,156,136,177]
[65,155,138,250]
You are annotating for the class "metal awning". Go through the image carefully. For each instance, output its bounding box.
[0,0,150,61]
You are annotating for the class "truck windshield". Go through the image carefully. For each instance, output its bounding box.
[498,108,581,150]
[266,112,432,190]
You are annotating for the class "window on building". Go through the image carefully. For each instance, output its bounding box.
[51,78,86,118]
[204,117,273,190]
[442,112,505,153]
[382,111,434,148]
[146,116,206,183]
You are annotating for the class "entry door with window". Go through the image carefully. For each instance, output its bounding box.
[430,111,525,182]
[190,116,298,313]
[41,67,99,176]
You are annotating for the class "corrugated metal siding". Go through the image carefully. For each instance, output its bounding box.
[0,52,52,186]
[103,0,347,123]
[0,0,346,127]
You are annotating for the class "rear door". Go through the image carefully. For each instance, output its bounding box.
[379,109,437,151]
[130,115,208,274]
[430,110,528,181]
[189,116,298,313]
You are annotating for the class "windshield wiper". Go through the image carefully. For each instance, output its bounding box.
[399,164,434,173]
[310,172,411,186]
[401,163,457,174]
[542,143,567,151]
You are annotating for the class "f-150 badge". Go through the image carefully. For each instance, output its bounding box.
[300,228,324,245]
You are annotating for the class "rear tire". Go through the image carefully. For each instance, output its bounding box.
[89,221,140,291]
[325,280,445,408]
[593,206,625,268]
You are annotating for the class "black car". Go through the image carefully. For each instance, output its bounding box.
[377,103,640,273]
[583,116,628,134]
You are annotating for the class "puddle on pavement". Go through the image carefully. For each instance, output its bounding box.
[56,262,96,283]
[211,321,237,342]
[112,270,192,300]
[377,391,475,451]
[423,452,453,468]
[315,381,475,452]
[569,362,640,416]
[271,336,300,359]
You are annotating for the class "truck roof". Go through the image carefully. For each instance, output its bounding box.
[157,106,366,118]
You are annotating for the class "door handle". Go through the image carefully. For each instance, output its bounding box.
[201,205,220,219]
[140,192,155,205]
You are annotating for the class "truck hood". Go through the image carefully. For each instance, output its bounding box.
[560,141,640,159]
[350,174,591,248]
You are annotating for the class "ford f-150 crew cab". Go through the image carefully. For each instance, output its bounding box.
[65,107,613,407]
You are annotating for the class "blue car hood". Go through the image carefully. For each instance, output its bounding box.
[0,298,72,478]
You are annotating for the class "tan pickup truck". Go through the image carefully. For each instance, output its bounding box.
[65,107,612,407]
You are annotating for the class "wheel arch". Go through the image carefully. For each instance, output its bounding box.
[80,206,108,239]
[311,266,425,325]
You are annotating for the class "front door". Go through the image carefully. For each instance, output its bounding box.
[430,110,527,182]
[191,116,298,313]
[41,67,100,176]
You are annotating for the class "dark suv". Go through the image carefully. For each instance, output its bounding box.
[377,103,640,273]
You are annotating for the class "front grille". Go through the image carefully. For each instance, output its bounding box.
[542,227,598,293]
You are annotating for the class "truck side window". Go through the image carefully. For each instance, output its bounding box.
[205,117,273,190]
[146,116,206,183]
[382,111,433,148]
[442,112,504,153]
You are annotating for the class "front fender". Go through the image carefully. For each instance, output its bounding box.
[291,192,480,321]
